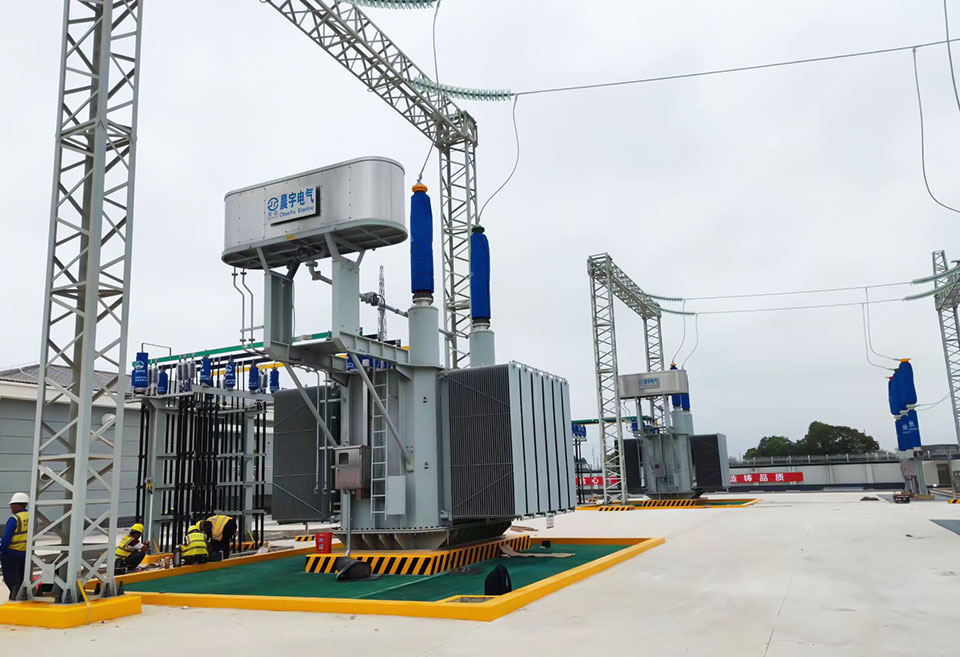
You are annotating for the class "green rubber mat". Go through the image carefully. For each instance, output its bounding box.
[124,544,621,602]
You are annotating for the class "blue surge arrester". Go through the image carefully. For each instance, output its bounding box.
[200,356,213,386]
[470,226,491,321]
[269,368,280,393]
[249,365,260,392]
[132,352,149,390]
[410,184,434,296]
[224,361,236,390]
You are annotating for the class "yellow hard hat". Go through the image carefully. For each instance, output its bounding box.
[188,523,199,532]
[130,523,144,534]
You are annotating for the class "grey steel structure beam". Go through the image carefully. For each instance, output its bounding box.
[262,0,479,368]
[587,254,663,503]
[25,0,143,603]
[933,250,960,444]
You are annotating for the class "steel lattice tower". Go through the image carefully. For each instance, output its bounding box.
[24,0,143,603]
[588,255,627,503]
[933,250,960,444]
[587,254,665,503]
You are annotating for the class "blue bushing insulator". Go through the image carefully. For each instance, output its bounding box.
[248,365,260,392]
[224,361,236,390]
[894,416,910,451]
[888,374,902,416]
[896,360,918,407]
[157,371,169,395]
[269,368,280,393]
[410,184,434,297]
[200,356,213,386]
[470,226,491,321]
[680,393,691,412]
[905,408,922,448]
[669,363,682,408]
[132,352,149,390]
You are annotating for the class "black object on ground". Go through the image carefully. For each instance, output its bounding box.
[484,564,512,595]
[335,557,381,582]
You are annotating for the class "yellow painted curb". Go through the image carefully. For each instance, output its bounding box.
[305,535,532,575]
[577,497,758,511]
[126,536,664,621]
[0,595,141,628]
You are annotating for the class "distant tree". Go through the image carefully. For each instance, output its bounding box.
[744,435,796,458]
[795,421,879,455]
[743,423,880,458]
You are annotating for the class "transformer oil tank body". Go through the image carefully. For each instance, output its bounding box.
[222,157,406,269]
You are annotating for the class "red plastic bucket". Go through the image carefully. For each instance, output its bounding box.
[315,531,333,554]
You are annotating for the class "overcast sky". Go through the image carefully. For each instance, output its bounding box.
[3,1,960,459]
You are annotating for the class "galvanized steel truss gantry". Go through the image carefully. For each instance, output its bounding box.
[933,250,960,444]
[262,0,480,368]
[25,0,143,603]
[587,254,663,503]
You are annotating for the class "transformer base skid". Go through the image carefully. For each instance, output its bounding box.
[335,520,511,551]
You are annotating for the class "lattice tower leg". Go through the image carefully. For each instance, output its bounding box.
[933,250,960,445]
[24,0,143,603]
[439,140,477,369]
[643,317,667,429]
[588,257,628,503]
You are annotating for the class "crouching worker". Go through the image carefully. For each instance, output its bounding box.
[115,523,150,573]
[181,523,209,565]
[204,514,237,560]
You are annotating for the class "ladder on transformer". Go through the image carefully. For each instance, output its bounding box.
[370,365,390,525]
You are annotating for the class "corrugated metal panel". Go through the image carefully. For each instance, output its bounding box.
[444,363,576,520]
[446,365,515,519]
[518,365,538,513]
[271,385,340,523]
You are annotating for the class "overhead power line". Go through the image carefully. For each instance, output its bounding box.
[945,0,960,113]
[911,47,960,214]
[650,280,912,303]
[513,37,960,97]
[693,298,902,315]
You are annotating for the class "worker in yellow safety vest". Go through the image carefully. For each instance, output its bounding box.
[181,523,209,565]
[115,523,150,573]
[203,514,237,560]
[1,493,29,600]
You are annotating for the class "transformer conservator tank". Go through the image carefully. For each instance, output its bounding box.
[222,157,406,269]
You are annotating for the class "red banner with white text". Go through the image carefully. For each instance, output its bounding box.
[730,472,803,484]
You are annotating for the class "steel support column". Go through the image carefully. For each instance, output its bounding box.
[643,316,667,429]
[24,0,143,603]
[439,139,478,368]
[588,255,627,503]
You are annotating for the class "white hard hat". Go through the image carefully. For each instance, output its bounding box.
[10,492,29,505]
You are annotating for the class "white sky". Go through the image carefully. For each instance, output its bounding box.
[3,1,960,460]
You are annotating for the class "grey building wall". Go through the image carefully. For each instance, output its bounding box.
[0,397,142,521]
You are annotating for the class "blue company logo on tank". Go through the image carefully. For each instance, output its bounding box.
[265,185,318,223]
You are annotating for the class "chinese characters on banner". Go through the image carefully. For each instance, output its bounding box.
[729,472,804,484]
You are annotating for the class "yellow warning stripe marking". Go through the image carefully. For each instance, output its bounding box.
[303,535,532,575]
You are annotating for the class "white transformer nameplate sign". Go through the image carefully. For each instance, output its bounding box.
[265,184,318,224]
[618,369,689,398]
